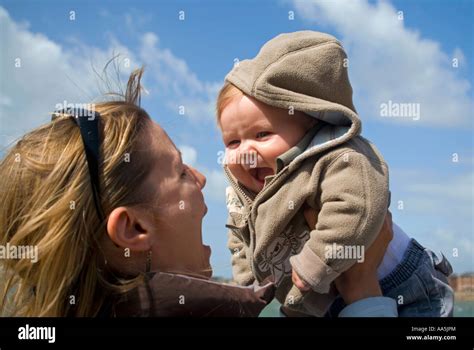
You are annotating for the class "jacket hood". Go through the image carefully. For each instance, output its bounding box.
[226,30,361,136]
[111,272,275,317]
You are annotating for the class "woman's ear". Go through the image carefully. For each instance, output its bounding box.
[106,207,153,252]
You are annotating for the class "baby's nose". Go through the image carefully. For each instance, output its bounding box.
[238,141,258,170]
[238,149,259,171]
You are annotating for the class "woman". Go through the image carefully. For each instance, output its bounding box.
[0,68,396,317]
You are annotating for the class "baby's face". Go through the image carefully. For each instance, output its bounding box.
[220,95,312,193]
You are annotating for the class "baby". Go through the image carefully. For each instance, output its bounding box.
[217,31,453,317]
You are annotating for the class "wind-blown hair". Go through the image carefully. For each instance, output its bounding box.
[0,67,155,316]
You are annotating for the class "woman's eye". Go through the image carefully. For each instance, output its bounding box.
[256,131,270,138]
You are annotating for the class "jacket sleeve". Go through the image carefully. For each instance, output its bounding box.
[227,220,255,286]
[290,151,389,294]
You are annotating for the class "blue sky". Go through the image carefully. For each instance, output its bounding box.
[1,0,473,277]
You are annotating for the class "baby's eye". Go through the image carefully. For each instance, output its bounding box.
[256,131,271,139]
[227,140,240,148]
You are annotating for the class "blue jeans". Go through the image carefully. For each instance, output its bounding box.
[326,239,454,317]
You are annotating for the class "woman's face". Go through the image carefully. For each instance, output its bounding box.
[143,121,212,278]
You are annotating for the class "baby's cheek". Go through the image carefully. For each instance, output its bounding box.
[227,163,246,182]
[260,139,292,168]
[224,150,234,166]
[225,151,241,174]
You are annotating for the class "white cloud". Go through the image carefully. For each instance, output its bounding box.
[179,144,198,166]
[138,32,220,122]
[453,47,466,68]
[179,145,228,203]
[203,168,228,203]
[292,0,473,128]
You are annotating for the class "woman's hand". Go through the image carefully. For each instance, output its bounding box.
[302,207,393,304]
[335,210,393,304]
[292,269,310,292]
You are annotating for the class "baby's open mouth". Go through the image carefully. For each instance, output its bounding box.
[249,167,274,183]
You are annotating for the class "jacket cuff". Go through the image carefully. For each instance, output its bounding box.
[289,244,340,293]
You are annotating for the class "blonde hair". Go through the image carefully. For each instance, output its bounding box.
[0,67,155,316]
[215,81,243,126]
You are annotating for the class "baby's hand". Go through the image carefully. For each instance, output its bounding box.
[292,269,311,292]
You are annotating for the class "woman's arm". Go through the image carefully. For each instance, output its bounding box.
[334,210,392,304]
[335,211,398,317]
[302,209,398,317]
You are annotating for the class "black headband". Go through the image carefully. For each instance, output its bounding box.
[52,108,105,223]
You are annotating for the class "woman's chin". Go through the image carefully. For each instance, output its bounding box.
[203,244,212,261]
[202,245,213,278]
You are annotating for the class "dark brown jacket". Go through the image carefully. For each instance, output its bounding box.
[110,272,275,317]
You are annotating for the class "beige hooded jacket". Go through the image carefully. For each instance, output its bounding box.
[223,31,390,316]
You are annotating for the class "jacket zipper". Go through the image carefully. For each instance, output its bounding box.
[223,167,253,207]
[224,165,290,283]
[223,165,290,207]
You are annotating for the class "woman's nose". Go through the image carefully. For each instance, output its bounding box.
[188,165,206,189]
